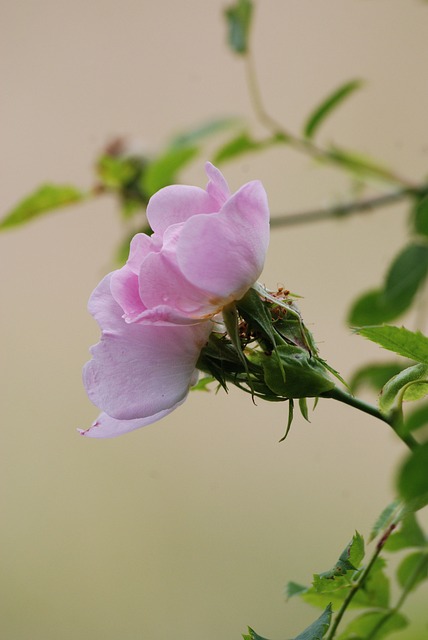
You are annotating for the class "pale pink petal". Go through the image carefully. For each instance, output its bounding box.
[131,305,211,326]
[87,274,124,331]
[205,161,230,206]
[78,403,182,438]
[83,308,211,420]
[138,251,214,318]
[176,180,270,300]
[127,233,159,274]
[110,264,146,321]
[146,185,218,236]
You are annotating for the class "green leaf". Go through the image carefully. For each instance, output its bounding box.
[384,513,426,552]
[412,195,428,237]
[170,117,240,148]
[384,243,428,309]
[327,146,400,184]
[0,184,84,230]
[404,402,428,433]
[224,0,253,55]
[379,363,428,415]
[337,611,407,640]
[279,399,294,442]
[293,604,332,640]
[317,533,364,581]
[370,500,402,543]
[141,146,198,196]
[191,376,216,392]
[348,290,404,326]
[349,532,365,569]
[213,131,282,164]
[356,325,428,364]
[348,244,428,325]
[350,362,406,394]
[397,442,428,511]
[299,397,310,422]
[302,557,389,610]
[286,581,307,599]
[243,628,269,640]
[396,552,428,592]
[303,79,363,140]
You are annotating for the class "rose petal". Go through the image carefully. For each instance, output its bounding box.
[146,185,218,236]
[78,404,181,438]
[176,180,270,300]
[127,233,159,274]
[83,283,211,420]
[138,251,214,319]
[205,161,230,207]
[110,264,146,321]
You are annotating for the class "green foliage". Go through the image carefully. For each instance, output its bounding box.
[191,376,216,392]
[396,552,428,592]
[384,513,426,552]
[336,610,408,640]
[404,402,428,433]
[0,184,84,230]
[303,79,363,140]
[369,500,402,543]
[348,290,405,326]
[348,244,428,325]
[350,362,405,394]
[379,363,428,415]
[244,605,332,640]
[261,345,335,398]
[224,0,253,54]
[356,325,428,364]
[286,533,394,613]
[326,147,400,184]
[397,442,428,511]
[293,605,332,640]
[170,117,240,148]
[213,131,283,164]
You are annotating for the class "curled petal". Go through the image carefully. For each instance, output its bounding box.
[78,404,181,438]
[127,233,159,274]
[205,161,230,207]
[110,265,146,321]
[138,251,214,319]
[146,185,217,236]
[176,180,270,300]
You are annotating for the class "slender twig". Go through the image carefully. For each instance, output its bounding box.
[323,387,419,451]
[325,528,393,640]
[244,44,415,188]
[270,184,428,228]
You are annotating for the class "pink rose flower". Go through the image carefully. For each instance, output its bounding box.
[81,163,270,438]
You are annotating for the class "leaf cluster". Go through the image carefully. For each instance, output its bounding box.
[282,519,428,640]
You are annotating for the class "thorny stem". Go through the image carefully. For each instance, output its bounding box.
[244,47,416,188]
[325,524,396,640]
[270,184,428,228]
[323,387,419,451]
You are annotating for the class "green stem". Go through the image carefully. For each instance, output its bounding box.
[270,184,428,229]
[325,531,389,640]
[244,48,415,188]
[323,387,418,451]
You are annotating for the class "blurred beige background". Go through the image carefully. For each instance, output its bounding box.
[1,1,428,639]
